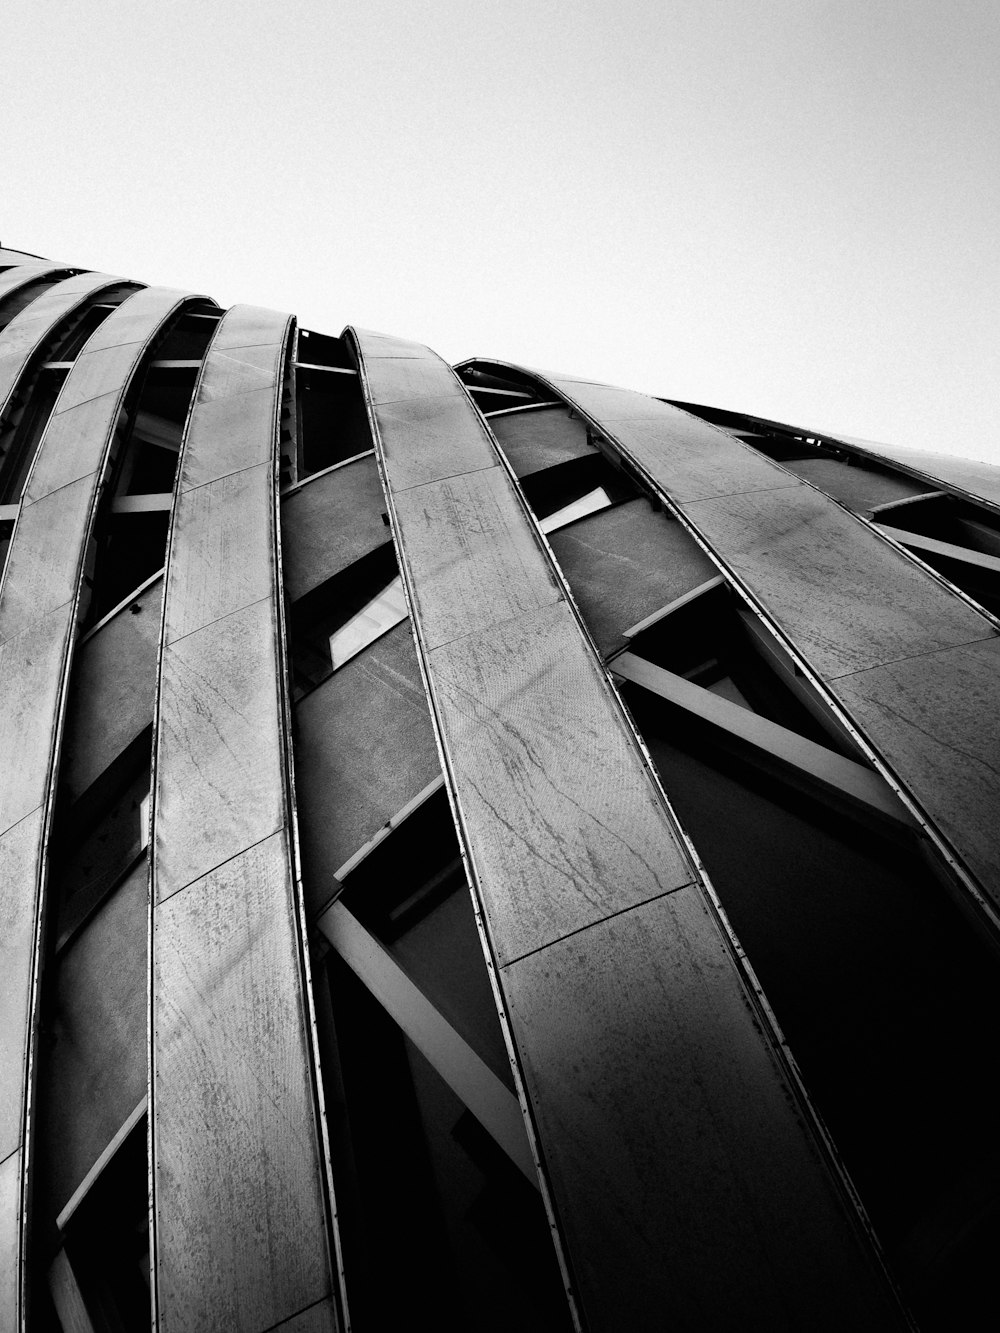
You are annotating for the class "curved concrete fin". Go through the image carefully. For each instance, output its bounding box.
[350,329,904,1332]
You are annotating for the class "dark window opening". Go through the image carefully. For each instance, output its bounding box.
[318,803,571,1333]
[337,789,512,1086]
[295,362,372,481]
[519,449,637,529]
[151,304,220,361]
[623,683,1000,1331]
[457,363,542,399]
[877,493,1000,554]
[298,328,354,370]
[874,494,1000,615]
[119,369,197,497]
[120,436,180,498]
[49,727,151,953]
[289,540,399,698]
[30,743,151,1323]
[0,512,13,577]
[83,510,170,630]
[0,364,66,502]
[624,582,853,755]
[0,286,141,504]
[278,335,298,491]
[665,399,841,452]
[109,310,218,501]
[0,275,66,333]
[54,1114,151,1332]
[736,430,847,464]
[459,363,555,419]
[52,285,137,362]
[81,304,213,627]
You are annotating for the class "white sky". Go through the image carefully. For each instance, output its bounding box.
[3,0,998,461]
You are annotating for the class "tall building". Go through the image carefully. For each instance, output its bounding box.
[1,243,998,1332]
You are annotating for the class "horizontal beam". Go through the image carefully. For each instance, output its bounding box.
[867,490,946,517]
[482,400,560,420]
[875,523,1000,575]
[296,362,357,376]
[110,492,172,515]
[467,385,533,400]
[612,651,912,828]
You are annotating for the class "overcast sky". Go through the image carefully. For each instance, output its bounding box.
[3,0,998,461]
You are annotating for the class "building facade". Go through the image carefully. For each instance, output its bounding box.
[1,244,999,1330]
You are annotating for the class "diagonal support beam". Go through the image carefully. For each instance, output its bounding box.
[316,900,537,1185]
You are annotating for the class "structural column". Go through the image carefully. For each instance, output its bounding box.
[349,328,904,1331]
[150,306,339,1332]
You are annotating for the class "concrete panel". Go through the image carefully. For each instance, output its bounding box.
[0,476,94,630]
[350,328,426,358]
[163,463,273,639]
[502,890,903,1332]
[0,809,44,1163]
[153,834,333,1332]
[683,484,992,679]
[280,456,386,603]
[548,498,716,656]
[0,1149,17,1319]
[835,636,1000,900]
[392,466,561,651]
[489,404,594,477]
[0,271,121,415]
[373,393,496,491]
[0,616,65,834]
[151,303,336,1330]
[0,264,65,302]
[503,374,795,504]
[155,598,283,898]
[360,334,495,489]
[429,601,693,963]
[170,308,291,491]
